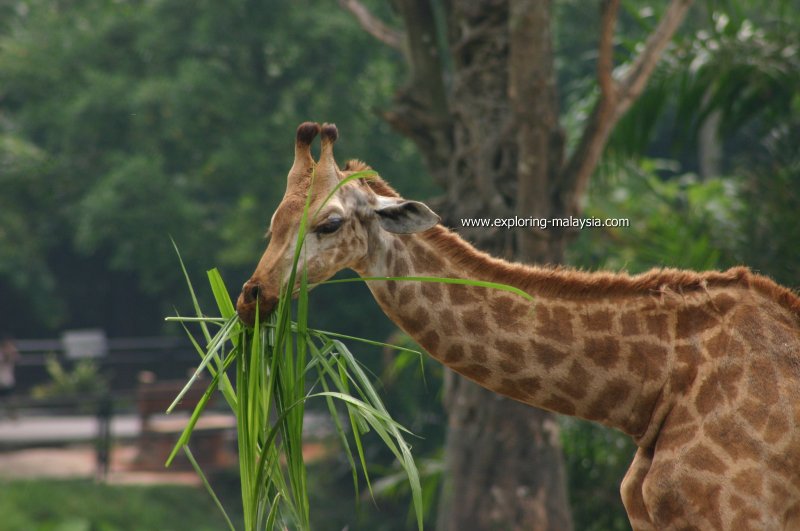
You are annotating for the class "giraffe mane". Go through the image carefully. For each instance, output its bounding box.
[354,165,401,197]
[423,225,800,314]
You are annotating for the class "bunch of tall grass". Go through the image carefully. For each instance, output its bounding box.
[166,171,423,530]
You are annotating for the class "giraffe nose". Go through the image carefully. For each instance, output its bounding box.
[237,280,279,325]
[242,280,261,305]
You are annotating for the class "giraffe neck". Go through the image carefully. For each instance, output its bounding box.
[356,224,725,440]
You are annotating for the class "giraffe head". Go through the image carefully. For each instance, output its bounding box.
[236,122,440,325]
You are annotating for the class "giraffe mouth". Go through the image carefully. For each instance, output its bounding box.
[235,290,279,327]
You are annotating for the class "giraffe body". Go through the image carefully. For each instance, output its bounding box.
[236,123,800,529]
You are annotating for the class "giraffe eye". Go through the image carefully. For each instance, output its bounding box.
[315,215,343,235]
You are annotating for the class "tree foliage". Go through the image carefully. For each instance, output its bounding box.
[0,0,428,335]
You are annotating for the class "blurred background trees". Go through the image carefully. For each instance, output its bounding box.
[1,0,798,529]
[0,0,428,337]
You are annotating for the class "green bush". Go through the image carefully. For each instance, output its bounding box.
[31,357,109,401]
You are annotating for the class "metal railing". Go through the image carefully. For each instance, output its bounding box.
[13,336,203,394]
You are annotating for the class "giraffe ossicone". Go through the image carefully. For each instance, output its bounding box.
[236,122,800,530]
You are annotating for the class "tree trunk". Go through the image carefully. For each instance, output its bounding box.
[342,0,693,527]
[438,382,571,530]
[433,2,573,529]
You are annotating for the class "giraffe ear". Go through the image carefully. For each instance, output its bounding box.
[375,198,440,234]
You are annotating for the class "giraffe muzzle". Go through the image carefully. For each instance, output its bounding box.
[236,280,279,325]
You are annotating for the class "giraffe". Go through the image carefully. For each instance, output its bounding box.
[236,122,800,530]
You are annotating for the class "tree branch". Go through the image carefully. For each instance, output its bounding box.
[381,0,452,185]
[338,0,403,51]
[559,0,693,214]
[597,0,620,104]
[615,0,693,118]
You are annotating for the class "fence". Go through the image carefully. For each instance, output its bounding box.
[14,336,203,394]
[2,335,232,479]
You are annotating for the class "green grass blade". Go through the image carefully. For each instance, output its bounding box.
[329,340,424,530]
[305,337,362,473]
[166,317,236,413]
[322,275,534,302]
[172,316,238,411]
[165,316,227,324]
[165,348,237,467]
[171,238,212,343]
[310,328,421,355]
[207,268,237,320]
[264,492,282,531]
[206,269,240,403]
[184,446,236,531]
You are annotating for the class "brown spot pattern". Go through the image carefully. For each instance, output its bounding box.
[555,361,590,400]
[535,305,573,342]
[499,377,534,401]
[705,413,762,461]
[712,293,738,314]
[499,359,523,373]
[627,352,649,379]
[394,256,410,276]
[402,308,429,335]
[420,330,440,351]
[677,305,717,337]
[695,376,724,415]
[748,358,779,405]
[444,344,465,363]
[676,344,701,366]
[490,296,524,331]
[732,469,763,498]
[763,412,789,444]
[657,406,698,451]
[496,339,524,360]
[586,336,620,369]
[645,313,670,339]
[650,490,685,527]
[629,341,669,373]
[683,478,724,530]
[397,285,415,307]
[704,331,729,360]
[542,394,576,415]
[621,312,640,335]
[449,284,479,306]
[386,280,397,298]
[739,398,769,431]
[717,364,743,402]
[471,344,488,362]
[585,378,632,421]
[412,242,445,270]
[439,308,457,331]
[462,307,489,335]
[582,308,612,331]
[531,340,566,369]
[460,363,490,381]
[685,444,727,474]
[420,281,443,301]
[517,377,541,394]
[670,362,698,393]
